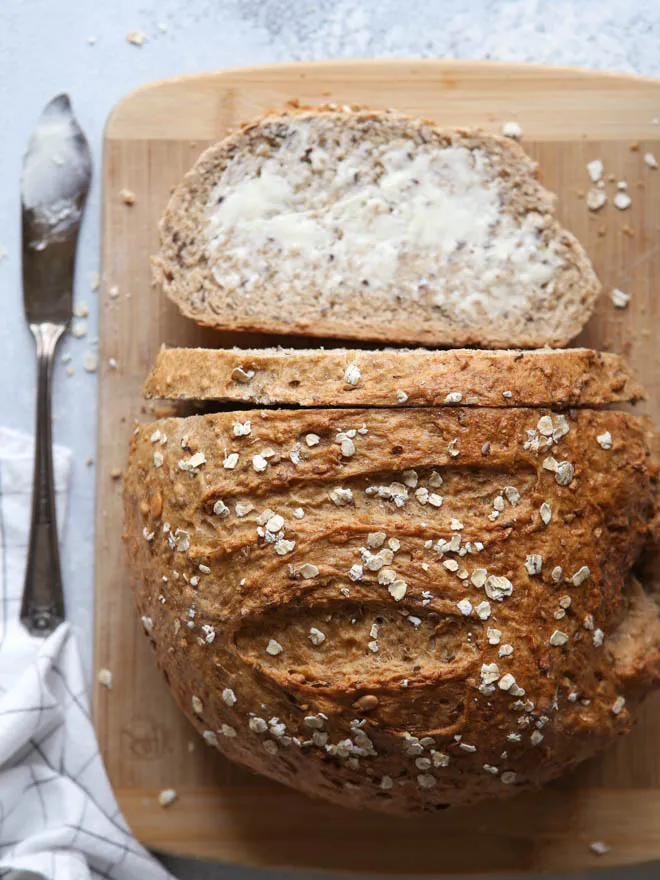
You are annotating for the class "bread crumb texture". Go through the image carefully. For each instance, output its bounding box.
[125,404,659,813]
[154,106,601,348]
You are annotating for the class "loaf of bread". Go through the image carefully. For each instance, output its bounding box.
[124,385,659,813]
[144,346,645,408]
[153,104,601,349]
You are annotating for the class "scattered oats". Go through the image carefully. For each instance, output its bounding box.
[234,501,253,517]
[555,461,574,485]
[644,152,658,169]
[367,532,387,548]
[380,775,394,790]
[252,454,268,472]
[443,559,459,572]
[71,320,87,338]
[158,788,177,807]
[198,564,211,575]
[447,438,459,457]
[329,486,353,506]
[450,518,464,531]
[552,565,563,582]
[610,287,630,309]
[597,431,613,449]
[190,576,200,587]
[502,390,513,399]
[153,452,163,468]
[367,641,379,653]
[583,614,595,631]
[220,724,237,738]
[549,630,569,647]
[428,471,443,487]
[481,663,500,685]
[344,363,361,385]
[126,31,147,46]
[266,513,284,533]
[485,575,513,601]
[309,627,326,646]
[417,773,436,789]
[493,495,505,513]
[525,554,543,576]
[502,120,522,138]
[274,539,295,555]
[444,391,463,404]
[378,569,396,585]
[586,189,607,211]
[402,469,418,487]
[142,528,155,543]
[506,732,521,743]
[587,159,603,182]
[614,191,632,210]
[97,668,112,688]
[475,601,491,620]
[553,415,570,442]
[499,644,514,658]
[572,565,591,587]
[593,629,605,647]
[559,596,572,609]
[213,498,232,516]
[222,688,237,707]
[408,616,422,628]
[249,717,268,734]
[530,730,544,746]
[263,740,278,755]
[203,730,218,746]
[119,187,136,205]
[456,598,473,616]
[74,302,89,318]
[388,537,401,552]
[232,366,254,383]
[483,764,499,775]
[348,564,363,581]
[233,420,251,437]
[223,452,238,469]
[540,502,552,525]
[537,415,554,436]
[590,841,611,856]
[305,434,321,448]
[471,569,488,588]
[459,743,477,753]
[503,486,520,507]
[498,674,516,691]
[428,493,443,508]
[396,390,408,403]
[300,563,319,579]
[292,507,304,519]
[266,639,284,656]
[192,696,203,714]
[611,696,626,715]
[388,580,408,602]
[501,771,518,784]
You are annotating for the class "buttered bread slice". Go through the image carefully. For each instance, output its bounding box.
[154,104,601,348]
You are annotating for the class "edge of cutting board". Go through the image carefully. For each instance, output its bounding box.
[96,59,660,874]
[104,58,660,142]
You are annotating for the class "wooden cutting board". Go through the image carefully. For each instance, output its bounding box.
[95,60,660,874]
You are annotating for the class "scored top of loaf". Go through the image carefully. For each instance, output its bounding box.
[143,346,644,409]
[153,104,601,349]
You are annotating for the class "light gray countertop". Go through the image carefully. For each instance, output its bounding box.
[2,1,660,877]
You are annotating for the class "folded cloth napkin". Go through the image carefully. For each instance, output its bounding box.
[0,427,171,880]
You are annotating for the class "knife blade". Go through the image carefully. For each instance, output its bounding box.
[20,94,91,635]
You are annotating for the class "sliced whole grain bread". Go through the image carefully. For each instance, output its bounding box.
[153,104,601,348]
[144,346,644,408]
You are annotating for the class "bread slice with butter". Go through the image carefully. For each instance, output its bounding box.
[153,104,601,348]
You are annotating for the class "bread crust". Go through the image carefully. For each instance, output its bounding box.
[124,404,658,813]
[153,105,601,349]
[144,346,645,408]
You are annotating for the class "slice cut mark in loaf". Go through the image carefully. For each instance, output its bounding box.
[154,104,601,348]
[144,346,645,409]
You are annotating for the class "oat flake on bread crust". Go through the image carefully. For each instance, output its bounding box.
[153,103,601,348]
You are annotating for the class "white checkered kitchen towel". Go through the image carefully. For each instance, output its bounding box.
[0,427,171,880]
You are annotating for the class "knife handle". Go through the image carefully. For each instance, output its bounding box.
[21,321,66,637]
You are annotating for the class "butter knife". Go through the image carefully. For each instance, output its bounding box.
[20,94,92,635]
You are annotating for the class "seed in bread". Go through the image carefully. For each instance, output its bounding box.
[153,105,601,348]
